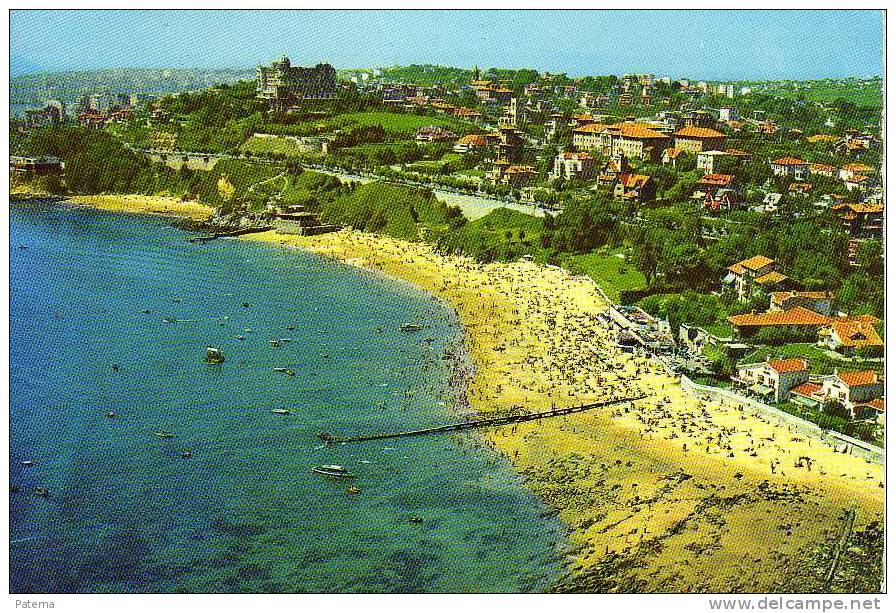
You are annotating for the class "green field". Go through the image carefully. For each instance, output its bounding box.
[562,249,647,303]
[239,135,321,158]
[754,79,883,108]
[739,342,882,375]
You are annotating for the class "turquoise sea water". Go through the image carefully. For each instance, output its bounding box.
[9,202,564,593]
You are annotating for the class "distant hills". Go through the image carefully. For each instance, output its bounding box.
[10,67,255,110]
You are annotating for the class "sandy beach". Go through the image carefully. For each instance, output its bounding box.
[241,228,884,593]
[66,195,215,222]
[40,195,884,591]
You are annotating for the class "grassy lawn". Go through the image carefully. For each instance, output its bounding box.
[331,111,478,137]
[701,321,734,338]
[239,135,314,157]
[764,82,883,108]
[739,343,883,375]
[562,249,647,303]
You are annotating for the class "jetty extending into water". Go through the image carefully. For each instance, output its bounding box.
[319,395,647,444]
[187,226,273,243]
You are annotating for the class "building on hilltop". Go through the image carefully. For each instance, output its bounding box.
[256,56,337,110]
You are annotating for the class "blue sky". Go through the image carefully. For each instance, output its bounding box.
[10,10,884,80]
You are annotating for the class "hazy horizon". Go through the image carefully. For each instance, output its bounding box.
[10,10,884,81]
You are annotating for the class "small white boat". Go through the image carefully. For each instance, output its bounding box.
[272,409,292,415]
[311,465,355,479]
[400,323,423,332]
[154,431,175,439]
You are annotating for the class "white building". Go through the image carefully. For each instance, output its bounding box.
[733,358,810,403]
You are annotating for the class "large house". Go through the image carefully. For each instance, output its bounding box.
[673,126,726,153]
[416,125,458,143]
[694,174,742,210]
[727,307,829,337]
[572,123,609,150]
[453,134,489,153]
[770,157,809,180]
[552,151,597,180]
[256,57,337,110]
[732,358,810,403]
[769,291,833,316]
[497,165,538,188]
[818,318,884,356]
[791,370,884,419]
[598,123,669,161]
[724,255,791,302]
[613,173,655,203]
[832,203,883,239]
[696,150,733,174]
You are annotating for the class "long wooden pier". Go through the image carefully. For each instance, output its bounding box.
[319,395,646,444]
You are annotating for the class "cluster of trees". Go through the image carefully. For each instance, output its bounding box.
[435,207,542,262]
[24,125,191,196]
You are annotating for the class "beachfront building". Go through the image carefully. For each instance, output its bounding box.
[10,155,65,175]
[723,255,790,302]
[256,57,337,110]
[732,358,810,403]
[791,370,884,419]
[673,126,726,153]
[552,151,597,181]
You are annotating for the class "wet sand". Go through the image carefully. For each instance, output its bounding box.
[242,228,884,593]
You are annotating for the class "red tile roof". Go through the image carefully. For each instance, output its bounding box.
[456,134,487,146]
[836,370,879,387]
[791,382,823,398]
[755,271,789,285]
[768,358,809,374]
[573,122,608,134]
[698,174,735,186]
[728,255,775,273]
[618,173,652,188]
[772,157,808,166]
[728,307,830,328]
[854,398,884,413]
[827,321,884,348]
[675,126,726,139]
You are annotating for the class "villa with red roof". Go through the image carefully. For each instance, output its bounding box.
[552,151,597,180]
[733,358,810,402]
[770,157,809,181]
[792,370,884,419]
[723,255,793,302]
[673,126,726,152]
[818,318,884,356]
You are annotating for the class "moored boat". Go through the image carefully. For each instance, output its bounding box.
[400,323,423,332]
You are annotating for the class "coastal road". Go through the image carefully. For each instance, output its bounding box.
[128,146,550,221]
